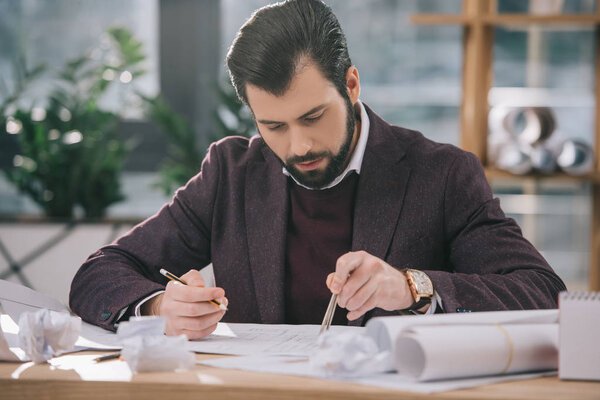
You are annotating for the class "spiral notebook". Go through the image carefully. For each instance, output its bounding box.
[559,291,600,381]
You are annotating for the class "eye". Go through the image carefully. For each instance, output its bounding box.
[304,112,324,123]
[266,123,285,131]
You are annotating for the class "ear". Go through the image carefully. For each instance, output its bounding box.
[345,66,360,104]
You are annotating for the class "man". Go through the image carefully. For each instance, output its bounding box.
[69,0,566,339]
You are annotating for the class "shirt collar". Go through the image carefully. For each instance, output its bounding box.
[282,100,370,190]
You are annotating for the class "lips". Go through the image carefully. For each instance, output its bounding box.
[295,158,323,171]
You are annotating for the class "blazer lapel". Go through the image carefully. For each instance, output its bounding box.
[349,107,411,326]
[245,148,288,323]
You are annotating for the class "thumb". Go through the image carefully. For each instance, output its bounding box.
[326,273,335,291]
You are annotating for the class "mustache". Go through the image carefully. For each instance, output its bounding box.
[286,151,330,166]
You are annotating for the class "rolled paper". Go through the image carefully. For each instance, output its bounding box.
[394,324,558,381]
[488,106,556,174]
[515,107,555,146]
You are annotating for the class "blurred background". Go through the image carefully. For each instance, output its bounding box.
[0,0,597,305]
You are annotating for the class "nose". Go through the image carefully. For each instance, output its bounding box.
[289,129,313,157]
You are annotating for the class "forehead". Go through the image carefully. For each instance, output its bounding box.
[246,63,339,121]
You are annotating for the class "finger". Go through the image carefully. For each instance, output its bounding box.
[169,310,225,333]
[347,292,378,321]
[162,296,226,317]
[337,260,377,308]
[179,269,205,287]
[218,296,229,307]
[332,251,366,293]
[326,273,335,290]
[342,276,377,312]
[167,281,225,303]
[166,316,222,340]
[178,323,220,340]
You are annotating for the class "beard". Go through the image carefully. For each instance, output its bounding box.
[283,96,356,189]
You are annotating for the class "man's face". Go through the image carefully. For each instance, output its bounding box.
[246,63,359,189]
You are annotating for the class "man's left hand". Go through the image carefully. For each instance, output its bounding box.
[326,250,422,320]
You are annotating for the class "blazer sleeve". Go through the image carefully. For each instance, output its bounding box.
[69,142,222,331]
[423,151,567,313]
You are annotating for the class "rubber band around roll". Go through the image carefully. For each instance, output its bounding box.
[493,323,514,374]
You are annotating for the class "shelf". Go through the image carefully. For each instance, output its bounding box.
[484,168,600,183]
[412,0,600,291]
[485,14,600,26]
[411,13,600,26]
[410,14,473,25]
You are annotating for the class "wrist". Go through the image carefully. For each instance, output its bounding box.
[141,293,163,316]
[401,268,433,311]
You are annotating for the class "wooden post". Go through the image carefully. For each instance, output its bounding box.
[460,0,494,164]
[591,15,600,291]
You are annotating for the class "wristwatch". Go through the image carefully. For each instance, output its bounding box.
[402,268,434,310]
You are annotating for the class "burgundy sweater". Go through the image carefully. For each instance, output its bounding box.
[284,172,359,325]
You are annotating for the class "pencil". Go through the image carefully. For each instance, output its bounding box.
[93,352,122,363]
[159,268,228,311]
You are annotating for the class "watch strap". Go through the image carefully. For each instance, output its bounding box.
[407,295,432,311]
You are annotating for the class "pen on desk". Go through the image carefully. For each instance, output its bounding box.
[93,352,122,363]
[159,268,228,311]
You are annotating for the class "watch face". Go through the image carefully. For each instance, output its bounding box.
[410,270,433,296]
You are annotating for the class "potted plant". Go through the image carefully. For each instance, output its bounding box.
[1,28,146,219]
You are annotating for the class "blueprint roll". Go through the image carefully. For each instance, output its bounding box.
[393,324,558,381]
[364,309,559,378]
[556,139,594,175]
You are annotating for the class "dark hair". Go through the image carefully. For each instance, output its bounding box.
[226,0,352,106]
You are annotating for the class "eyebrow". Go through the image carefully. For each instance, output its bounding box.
[257,104,327,125]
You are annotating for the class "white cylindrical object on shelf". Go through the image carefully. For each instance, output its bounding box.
[495,144,532,175]
[530,145,556,174]
[516,107,555,146]
[556,139,594,175]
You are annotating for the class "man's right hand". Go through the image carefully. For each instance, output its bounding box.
[141,269,227,339]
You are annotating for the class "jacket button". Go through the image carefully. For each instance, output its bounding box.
[100,311,112,321]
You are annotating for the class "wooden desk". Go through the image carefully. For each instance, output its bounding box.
[1,352,599,400]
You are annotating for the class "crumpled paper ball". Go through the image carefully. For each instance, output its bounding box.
[18,309,81,363]
[120,334,195,373]
[117,316,195,373]
[310,331,391,378]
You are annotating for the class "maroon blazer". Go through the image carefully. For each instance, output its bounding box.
[69,105,566,331]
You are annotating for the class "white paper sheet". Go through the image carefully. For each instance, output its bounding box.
[0,280,121,352]
[188,323,362,356]
[0,314,23,361]
[199,354,556,394]
[0,279,68,320]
